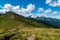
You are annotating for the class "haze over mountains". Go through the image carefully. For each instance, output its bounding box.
[36,17,60,27]
[28,15,60,27]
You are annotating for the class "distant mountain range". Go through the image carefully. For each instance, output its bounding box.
[27,15,60,28]
[35,17,60,27]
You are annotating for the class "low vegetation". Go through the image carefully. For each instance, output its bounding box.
[0,12,60,40]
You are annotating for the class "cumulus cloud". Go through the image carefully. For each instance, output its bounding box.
[37,7,60,18]
[0,4,35,17]
[26,4,35,12]
[46,0,60,7]
[52,11,59,14]
[0,10,6,13]
[3,4,13,11]
[38,8,44,12]
[0,3,60,18]
[38,8,52,13]
[4,4,13,8]
[12,6,20,10]
[44,8,52,13]
[46,0,52,4]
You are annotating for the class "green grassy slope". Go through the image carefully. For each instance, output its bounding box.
[0,12,60,40]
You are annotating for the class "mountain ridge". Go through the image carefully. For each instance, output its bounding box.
[0,12,57,28]
[35,17,60,27]
[0,12,60,40]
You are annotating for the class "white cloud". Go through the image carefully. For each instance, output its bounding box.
[4,4,13,11]
[12,6,20,10]
[46,0,60,7]
[31,15,37,18]
[4,4,13,8]
[49,1,58,7]
[46,0,52,4]
[26,4,35,12]
[44,8,52,13]
[0,3,60,19]
[38,8,44,12]
[21,8,27,13]
[0,10,6,13]
[38,8,52,13]
[37,7,60,18]
[0,4,35,17]
[52,11,59,14]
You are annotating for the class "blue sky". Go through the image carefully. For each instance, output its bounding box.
[0,0,59,10]
[0,0,47,9]
[0,0,60,19]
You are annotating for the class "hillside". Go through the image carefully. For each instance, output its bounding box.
[36,17,60,27]
[0,12,60,40]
